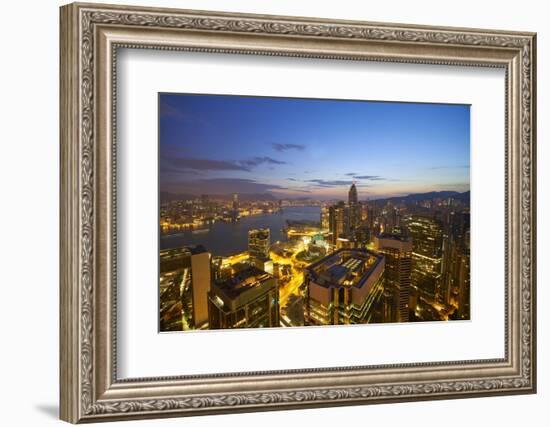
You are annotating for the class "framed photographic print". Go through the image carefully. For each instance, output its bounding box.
[60,2,537,423]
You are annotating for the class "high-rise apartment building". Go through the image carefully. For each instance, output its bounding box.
[329,201,350,246]
[304,249,385,326]
[320,206,330,230]
[248,228,270,261]
[189,246,212,328]
[374,233,413,322]
[231,193,239,221]
[441,211,470,306]
[403,215,443,301]
[457,228,470,319]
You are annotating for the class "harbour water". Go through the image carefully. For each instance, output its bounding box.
[160,205,321,257]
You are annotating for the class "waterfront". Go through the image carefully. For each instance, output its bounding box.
[160,205,321,256]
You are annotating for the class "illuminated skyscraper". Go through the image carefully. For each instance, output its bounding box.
[208,267,279,329]
[329,201,350,246]
[454,225,471,320]
[320,206,330,231]
[348,182,361,230]
[248,228,270,261]
[159,245,212,330]
[374,233,413,322]
[189,246,212,328]
[403,215,443,302]
[231,193,239,221]
[457,249,470,319]
[348,182,358,204]
[304,249,385,325]
[367,201,382,235]
[441,211,470,306]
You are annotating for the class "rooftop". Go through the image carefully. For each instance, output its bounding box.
[306,248,383,289]
[213,266,273,299]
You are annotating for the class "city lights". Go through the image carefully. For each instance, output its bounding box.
[158,94,470,332]
[160,182,470,331]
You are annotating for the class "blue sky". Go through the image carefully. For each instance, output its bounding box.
[159,93,470,200]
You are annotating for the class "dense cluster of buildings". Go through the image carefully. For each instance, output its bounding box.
[160,193,283,234]
[160,183,470,331]
[319,183,470,323]
[160,229,279,331]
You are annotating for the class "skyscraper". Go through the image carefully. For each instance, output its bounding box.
[348,182,361,230]
[190,246,212,328]
[231,193,239,221]
[159,245,212,330]
[348,182,358,204]
[304,248,385,326]
[320,206,330,231]
[248,228,270,261]
[374,233,413,322]
[455,225,471,319]
[457,249,470,319]
[441,211,470,306]
[404,215,443,303]
[328,201,350,246]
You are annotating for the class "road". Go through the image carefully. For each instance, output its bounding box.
[224,246,304,308]
[270,248,304,307]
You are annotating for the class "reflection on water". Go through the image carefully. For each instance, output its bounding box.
[160,206,321,257]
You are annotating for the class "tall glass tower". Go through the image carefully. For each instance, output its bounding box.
[348,183,361,230]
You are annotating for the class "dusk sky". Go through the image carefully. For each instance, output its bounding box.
[159,93,470,200]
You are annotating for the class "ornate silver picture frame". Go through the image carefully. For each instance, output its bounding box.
[60,2,536,423]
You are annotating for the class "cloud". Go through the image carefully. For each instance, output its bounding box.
[287,178,298,181]
[164,178,287,195]
[345,174,400,182]
[353,175,384,180]
[306,177,387,187]
[165,156,286,172]
[240,156,286,168]
[272,143,305,152]
[160,166,202,176]
[277,188,312,193]
[170,157,250,172]
[345,172,358,176]
[306,179,355,187]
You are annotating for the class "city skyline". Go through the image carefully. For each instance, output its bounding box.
[160,182,471,331]
[160,94,470,200]
[159,94,471,332]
